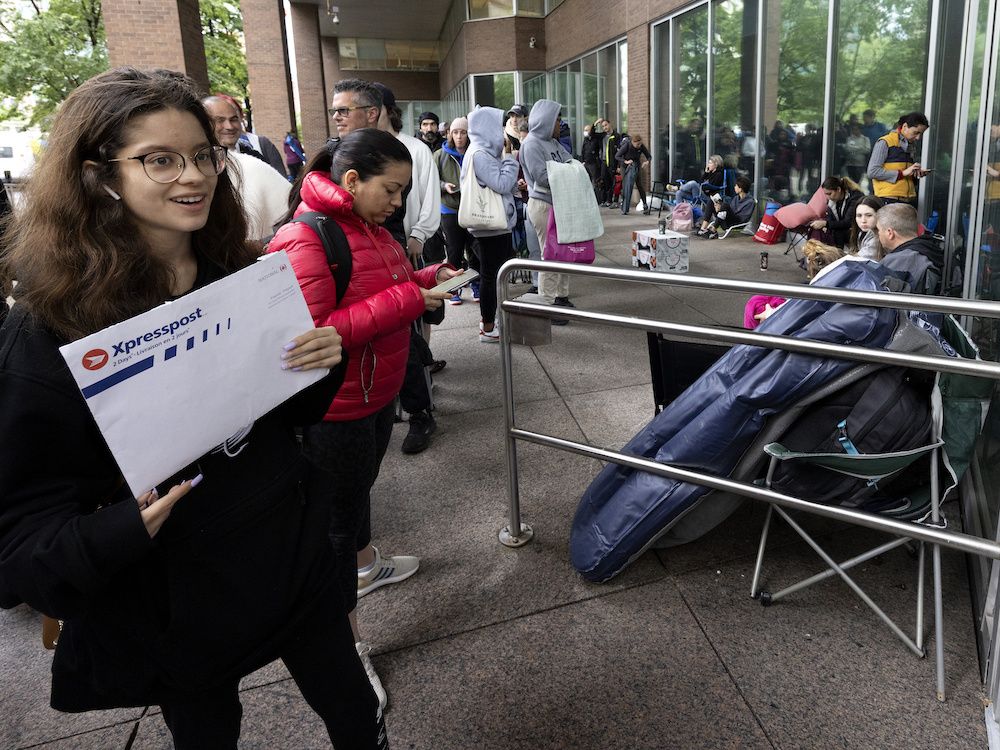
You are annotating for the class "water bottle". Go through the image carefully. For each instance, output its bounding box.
[760,251,769,270]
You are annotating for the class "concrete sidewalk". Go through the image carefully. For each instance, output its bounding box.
[1,209,987,749]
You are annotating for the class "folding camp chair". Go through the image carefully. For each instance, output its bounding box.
[748,318,988,702]
[717,221,751,239]
[649,181,676,219]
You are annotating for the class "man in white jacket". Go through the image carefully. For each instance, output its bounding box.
[373,86,441,262]
[372,83,444,456]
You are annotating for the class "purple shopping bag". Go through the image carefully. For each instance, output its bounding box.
[545,207,595,264]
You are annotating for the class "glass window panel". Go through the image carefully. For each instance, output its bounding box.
[653,22,670,183]
[926,0,977,284]
[522,72,546,109]
[830,0,930,195]
[473,73,515,110]
[517,0,545,16]
[582,53,599,134]
[713,0,759,190]
[762,0,828,202]
[618,40,628,133]
[469,0,514,19]
[672,6,708,182]
[598,44,620,129]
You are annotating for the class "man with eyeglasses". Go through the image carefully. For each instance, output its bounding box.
[201,94,291,239]
[202,94,286,177]
[328,80,383,143]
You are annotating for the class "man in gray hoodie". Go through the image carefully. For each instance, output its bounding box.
[520,99,574,311]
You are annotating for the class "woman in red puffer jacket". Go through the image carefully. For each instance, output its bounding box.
[267,128,457,710]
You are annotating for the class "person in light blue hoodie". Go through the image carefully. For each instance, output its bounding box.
[462,106,519,342]
[520,99,573,313]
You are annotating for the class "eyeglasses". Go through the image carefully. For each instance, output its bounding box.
[328,105,374,118]
[107,145,227,184]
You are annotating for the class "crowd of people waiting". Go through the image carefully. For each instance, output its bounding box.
[0,66,607,749]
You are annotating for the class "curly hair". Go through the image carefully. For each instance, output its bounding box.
[0,67,256,341]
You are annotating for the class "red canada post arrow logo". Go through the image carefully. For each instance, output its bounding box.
[82,349,109,371]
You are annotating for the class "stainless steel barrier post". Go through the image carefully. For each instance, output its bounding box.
[497,270,533,547]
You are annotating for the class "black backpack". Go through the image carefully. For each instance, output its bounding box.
[269,211,352,304]
[768,367,933,508]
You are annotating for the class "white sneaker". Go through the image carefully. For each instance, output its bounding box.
[479,327,500,343]
[358,546,419,598]
[356,641,388,710]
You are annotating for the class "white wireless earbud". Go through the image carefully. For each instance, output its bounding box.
[102,184,121,201]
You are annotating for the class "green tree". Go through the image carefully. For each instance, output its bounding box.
[0,0,107,127]
[201,0,248,103]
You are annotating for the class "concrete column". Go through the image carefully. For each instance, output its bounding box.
[104,0,208,92]
[627,26,649,190]
[241,0,296,146]
[321,35,341,139]
[290,2,329,158]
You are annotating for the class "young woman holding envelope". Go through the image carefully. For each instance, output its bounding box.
[0,68,385,748]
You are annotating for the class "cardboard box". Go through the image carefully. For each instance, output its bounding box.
[630,228,689,273]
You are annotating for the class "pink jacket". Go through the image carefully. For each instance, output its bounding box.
[268,172,444,421]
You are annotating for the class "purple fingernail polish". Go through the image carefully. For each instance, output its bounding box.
[283,341,297,351]
[190,473,204,488]
[151,488,159,500]
[281,362,290,370]
[280,352,289,360]
[292,366,304,372]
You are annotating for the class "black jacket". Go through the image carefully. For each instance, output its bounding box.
[0,261,345,710]
[826,189,864,248]
[615,139,651,167]
[581,132,603,167]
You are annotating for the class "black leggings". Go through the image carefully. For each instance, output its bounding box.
[161,591,387,749]
[303,403,396,613]
[475,233,515,327]
[441,212,478,271]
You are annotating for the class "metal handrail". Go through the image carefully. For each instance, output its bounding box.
[495,259,1000,564]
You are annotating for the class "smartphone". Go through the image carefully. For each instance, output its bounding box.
[429,269,480,295]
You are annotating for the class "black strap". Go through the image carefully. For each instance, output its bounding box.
[285,212,352,305]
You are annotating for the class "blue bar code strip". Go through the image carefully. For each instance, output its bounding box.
[186,337,195,351]
[164,345,177,360]
[82,356,155,399]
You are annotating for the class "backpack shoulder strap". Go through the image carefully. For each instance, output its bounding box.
[287,211,353,305]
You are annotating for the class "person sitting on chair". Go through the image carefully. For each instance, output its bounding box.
[876,202,943,294]
[675,154,725,206]
[696,176,754,239]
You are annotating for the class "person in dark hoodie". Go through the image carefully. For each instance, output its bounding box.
[876,202,943,294]
[521,99,574,316]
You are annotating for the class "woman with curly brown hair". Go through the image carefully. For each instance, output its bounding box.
[0,68,385,749]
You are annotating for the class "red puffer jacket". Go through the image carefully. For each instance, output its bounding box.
[268,172,445,422]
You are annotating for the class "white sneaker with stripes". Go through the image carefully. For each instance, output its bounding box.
[358,546,419,598]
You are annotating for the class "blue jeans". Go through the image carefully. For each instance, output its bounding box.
[676,180,703,205]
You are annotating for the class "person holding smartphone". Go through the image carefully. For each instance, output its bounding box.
[268,128,458,709]
[867,111,930,206]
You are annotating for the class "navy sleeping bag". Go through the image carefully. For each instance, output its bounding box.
[570,260,911,582]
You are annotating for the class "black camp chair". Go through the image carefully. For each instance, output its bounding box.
[748,318,989,702]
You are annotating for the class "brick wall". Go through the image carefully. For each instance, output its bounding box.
[439,17,545,96]
[290,2,328,157]
[104,0,208,92]
[242,0,296,147]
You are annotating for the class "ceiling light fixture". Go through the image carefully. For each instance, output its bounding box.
[326,2,340,24]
